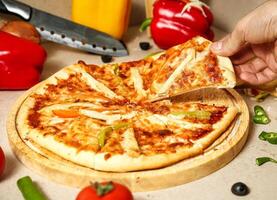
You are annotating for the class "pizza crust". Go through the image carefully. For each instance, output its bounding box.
[93,145,202,172]
[217,55,236,88]
[193,107,238,149]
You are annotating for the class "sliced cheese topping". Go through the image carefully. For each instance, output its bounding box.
[39,103,102,114]
[146,114,208,129]
[130,67,147,97]
[80,109,137,124]
[49,117,65,125]
[71,67,122,100]
[157,49,195,95]
[121,128,140,157]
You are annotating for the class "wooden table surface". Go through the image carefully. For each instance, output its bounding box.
[0,27,277,200]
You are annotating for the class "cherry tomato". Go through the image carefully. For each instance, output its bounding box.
[76,182,133,200]
[0,147,5,177]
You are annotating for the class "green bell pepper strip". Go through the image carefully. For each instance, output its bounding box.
[171,110,211,120]
[98,122,131,148]
[98,127,113,148]
[139,18,152,32]
[144,51,163,59]
[259,131,277,144]
[17,176,47,200]
[253,115,270,124]
[256,157,277,166]
[112,122,131,130]
[254,105,267,117]
[112,64,120,76]
[255,92,270,102]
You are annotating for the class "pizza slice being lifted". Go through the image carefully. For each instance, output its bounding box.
[148,37,236,100]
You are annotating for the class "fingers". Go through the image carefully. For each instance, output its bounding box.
[230,44,255,65]
[211,23,246,57]
[235,58,277,85]
[239,68,277,85]
[235,58,267,73]
[274,40,277,63]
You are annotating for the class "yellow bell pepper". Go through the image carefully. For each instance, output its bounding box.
[72,0,131,39]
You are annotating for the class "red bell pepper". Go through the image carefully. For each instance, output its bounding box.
[0,31,47,90]
[141,0,214,49]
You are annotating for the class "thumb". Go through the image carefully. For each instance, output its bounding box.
[211,26,246,57]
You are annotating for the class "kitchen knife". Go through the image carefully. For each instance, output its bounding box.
[0,0,128,56]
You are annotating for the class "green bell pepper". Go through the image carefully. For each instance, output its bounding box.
[259,131,277,144]
[256,157,277,166]
[171,110,211,120]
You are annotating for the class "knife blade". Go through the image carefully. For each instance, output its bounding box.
[0,0,128,56]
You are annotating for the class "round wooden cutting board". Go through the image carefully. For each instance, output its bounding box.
[7,87,249,192]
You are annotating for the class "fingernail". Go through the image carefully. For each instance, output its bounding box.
[211,41,223,52]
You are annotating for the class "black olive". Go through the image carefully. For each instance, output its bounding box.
[101,55,113,63]
[139,42,151,51]
[231,182,249,196]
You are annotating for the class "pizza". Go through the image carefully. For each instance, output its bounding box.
[17,37,238,172]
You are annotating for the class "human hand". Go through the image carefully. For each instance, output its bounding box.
[211,0,277,85]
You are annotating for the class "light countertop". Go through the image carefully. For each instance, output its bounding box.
[0,27,277,200]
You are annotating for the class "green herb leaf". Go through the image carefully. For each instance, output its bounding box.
[256,157,277,166]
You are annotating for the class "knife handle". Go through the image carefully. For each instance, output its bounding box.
[0,0,31,20]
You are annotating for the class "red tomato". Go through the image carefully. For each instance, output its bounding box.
[76,182,133,200]
[0,147,5,177]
